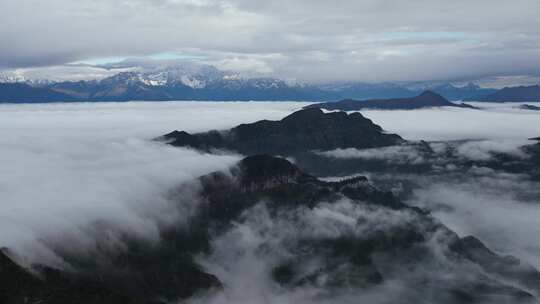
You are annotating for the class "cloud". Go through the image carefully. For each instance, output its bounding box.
[317,140,532,165]
[319,145,426,164]
[312,105,540,276]
[0,65,135,82]
[2,1,540,82]
[359,105,540,141]
[0,101,305,264]
[1,101,539,302]
[213,56,274,75]
[474,75,540,89]
[317,147,540,298]
[188,201,426,304]
[455,139,529,160]
[408,170,540,270]
[189,197,532,303]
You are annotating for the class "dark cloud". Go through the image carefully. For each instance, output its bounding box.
[1,1,540,81]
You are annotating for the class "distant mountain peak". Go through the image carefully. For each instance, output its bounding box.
[280,107,325,123]
[0,63,499,102]
[419,90,439,96]
[306,90,475,111]
[474,84,540,102]
[418,90,448,101]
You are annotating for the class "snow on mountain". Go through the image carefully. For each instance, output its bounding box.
[101,63,236,89]
[0,72,25,83]
[0,72,53,86]
[93,62,297,91]
[1,61,498,102]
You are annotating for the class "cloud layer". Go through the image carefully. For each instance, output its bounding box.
[2,0,540,82]
[0,101,304,264]
[1,101,539,302]
[316,105,540,271]
[1,101,538,265]
[361,102,540,141]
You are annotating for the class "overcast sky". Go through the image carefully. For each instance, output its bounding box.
[1,0,540,83]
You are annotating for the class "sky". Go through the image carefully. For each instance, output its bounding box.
[1,0,540,83]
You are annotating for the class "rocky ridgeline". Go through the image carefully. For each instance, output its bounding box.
[161,108,404,155]
[2,155,540,303]
[306,91,478,111]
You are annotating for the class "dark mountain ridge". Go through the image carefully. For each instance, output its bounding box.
[160,108,403,155]
[2,155,540,303]
[46,75,336,102]
[0,83,76,103]
[425,82,496,101]
[471,85,540,102]
[306,91,478,111]
[0,67,497,103]
[519,104,540,111]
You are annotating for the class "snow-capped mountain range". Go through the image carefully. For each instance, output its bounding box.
[120,64,231,88]
[0,63,499,102]
[0,72,54,86]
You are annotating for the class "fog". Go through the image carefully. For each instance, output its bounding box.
[0,101,539,302]
[0,101,305,263]
[321,103,540,270]
[361,102,540,141]
[188,201,481,304]
[319,145,427,164]
[321,139,530,163]
[410,171,540,269]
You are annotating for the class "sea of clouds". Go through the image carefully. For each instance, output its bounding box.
[332,102,540,269]
[0,101,304,264]
[361,102,540,141]
[0,101,539,301]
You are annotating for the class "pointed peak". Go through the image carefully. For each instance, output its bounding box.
[417,90,448,101]
[280,108,325,123]
[419,90,439,97]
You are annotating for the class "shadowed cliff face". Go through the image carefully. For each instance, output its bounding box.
[3,155,539,304]
[188,156,540,303]
[160,108,403,155]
